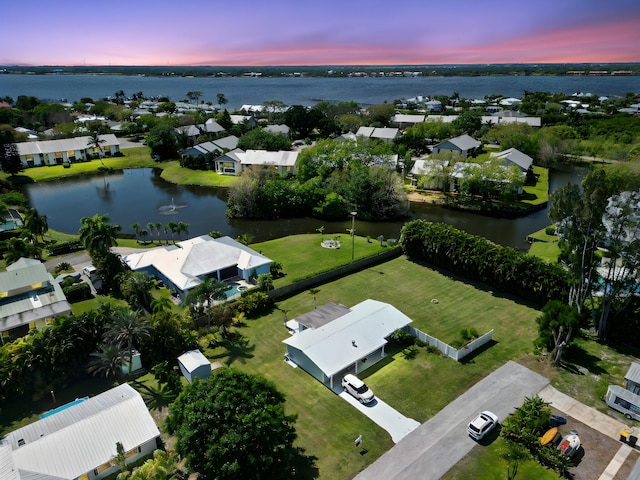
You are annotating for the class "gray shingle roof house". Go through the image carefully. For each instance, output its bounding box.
[15,134,120,167]
[490,147,533,172]
[123,235,272,301]
[263,124,291,137]
[282,299,412,388]
[0,258,72,342]
[180,135,240,159]
[0,383,160,480]
[431,134,481,158]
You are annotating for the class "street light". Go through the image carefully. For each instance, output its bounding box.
[350,211,357,261]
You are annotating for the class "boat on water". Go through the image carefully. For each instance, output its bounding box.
[558,430,581,458]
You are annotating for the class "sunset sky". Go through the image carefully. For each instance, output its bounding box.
[2,0,639,66]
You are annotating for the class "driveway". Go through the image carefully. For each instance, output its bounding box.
[339,391,420,443]
[354,361,549,480]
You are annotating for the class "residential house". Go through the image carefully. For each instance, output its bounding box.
[0,258,72,343]
[431,134,481,158]
[180,135,239,160]
[282,299,413,388]
[0,383,160,480]
[390,114,426,129]
[490,147,533,173]
[229,114,258,129]
[233,149,299,175]
[263,124,291,138]
[410,158,450,190]
[356,126,400,142]
[215,148,244,174]
[122,235,272,302]
[203,119,226,134]
[15,134,120,167]
[425,100,442,112]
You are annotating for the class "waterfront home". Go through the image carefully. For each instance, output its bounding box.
[0,258,72,344]
[15,134,120,167]
[213,149,299,176]
[181,135,239,160]
[490,147,533,173]
[390,114,426,129]
[122,235,272,302]
[0,383,160,480]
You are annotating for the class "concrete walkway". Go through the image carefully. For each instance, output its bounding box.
[339,391,420,443]
[354,361,549,480]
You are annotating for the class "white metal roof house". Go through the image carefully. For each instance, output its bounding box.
[490,147,533,172]
[0,258,72,343]
[0,383,160,480]
[263,124,291,137]
[235,149,299,175]
[282,299,412,388]
[177,349,212,383]
[356,126,400,142]
[15,134,120,168]
[431,134,481,158]
[390,114,426,129]
[123,235,272,301]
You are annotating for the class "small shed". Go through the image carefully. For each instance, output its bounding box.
[177,350,211,383]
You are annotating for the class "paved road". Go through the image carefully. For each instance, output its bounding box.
[339,391,420,443]
[354,361,549,480]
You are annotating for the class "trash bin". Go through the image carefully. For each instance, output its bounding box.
[620,430,630,443]
[630,435,638,447]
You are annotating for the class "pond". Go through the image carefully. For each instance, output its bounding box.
[20,165,587,249]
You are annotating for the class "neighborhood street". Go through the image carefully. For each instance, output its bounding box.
[353,361,549,480]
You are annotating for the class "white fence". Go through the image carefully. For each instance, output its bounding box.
[404,326,494,361]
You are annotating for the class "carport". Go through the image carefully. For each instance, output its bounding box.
[282,299,412,388]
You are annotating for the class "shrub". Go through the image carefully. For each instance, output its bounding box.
[545,225,556,236]
[0,191,28,207]
[390,328,414,346]
[52,262,72,276]
[49,240,83,256]
[62,282,92,303]
[236,291,274,317]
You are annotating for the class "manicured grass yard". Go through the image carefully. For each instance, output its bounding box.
[205,255,542,479]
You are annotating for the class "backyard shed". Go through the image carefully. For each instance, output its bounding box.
[282,299,412,388]
[177,350,211,383]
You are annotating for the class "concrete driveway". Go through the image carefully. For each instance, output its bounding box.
[339,391,420,443]
[354,361,549,480]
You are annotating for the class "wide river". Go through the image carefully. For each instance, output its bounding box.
[1,73,638,108]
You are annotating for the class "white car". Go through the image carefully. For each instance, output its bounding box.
[342,374,375,404]
[467,411,499,440]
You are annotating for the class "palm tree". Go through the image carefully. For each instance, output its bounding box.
[184,277,230,332]
[146,222,156,243]
[176,221,189,240]
[166,221,177,244]
[105,307,151,375]
[258,273,273,292]
[87,131,106,166]
[235,233,255,246]
[154,222,163,243]
[23,208,48,243]
[79,214,121,255]
[131,222,140,243]
[87,343,125,378]
[309,288,320,309]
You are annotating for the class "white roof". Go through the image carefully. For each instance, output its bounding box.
[491,148,533,171]
[177,350,210,373]
[236,150,299,168]
[2,383,159,480]
[16,134,119,156]
[391,114,426,124]
[411,158,449,175]
[123,235,271,292]
[283,299,412,378]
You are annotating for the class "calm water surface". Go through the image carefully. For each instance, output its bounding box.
[20,166,586,249]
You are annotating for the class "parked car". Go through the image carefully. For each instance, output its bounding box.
[467,411,499,440]
[82,265,97,278]
[342,374,375,404]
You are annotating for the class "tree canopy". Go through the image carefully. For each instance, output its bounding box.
[166,369,299,479]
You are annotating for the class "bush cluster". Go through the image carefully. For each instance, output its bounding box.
[399,220,569,306]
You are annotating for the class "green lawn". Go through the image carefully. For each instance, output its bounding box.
[252,233,392,286]
[204,255,542,479]
[1,146,237,188]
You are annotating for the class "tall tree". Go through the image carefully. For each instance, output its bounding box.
[79,213,121,255]
[23,208,48,243]
[0,124,23,176]
[184,277,230,332]
[216,93,228,106]
[166,369,298,479]
[536,300,580,363]
[87,131,106,165]
[105,307,151,375]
